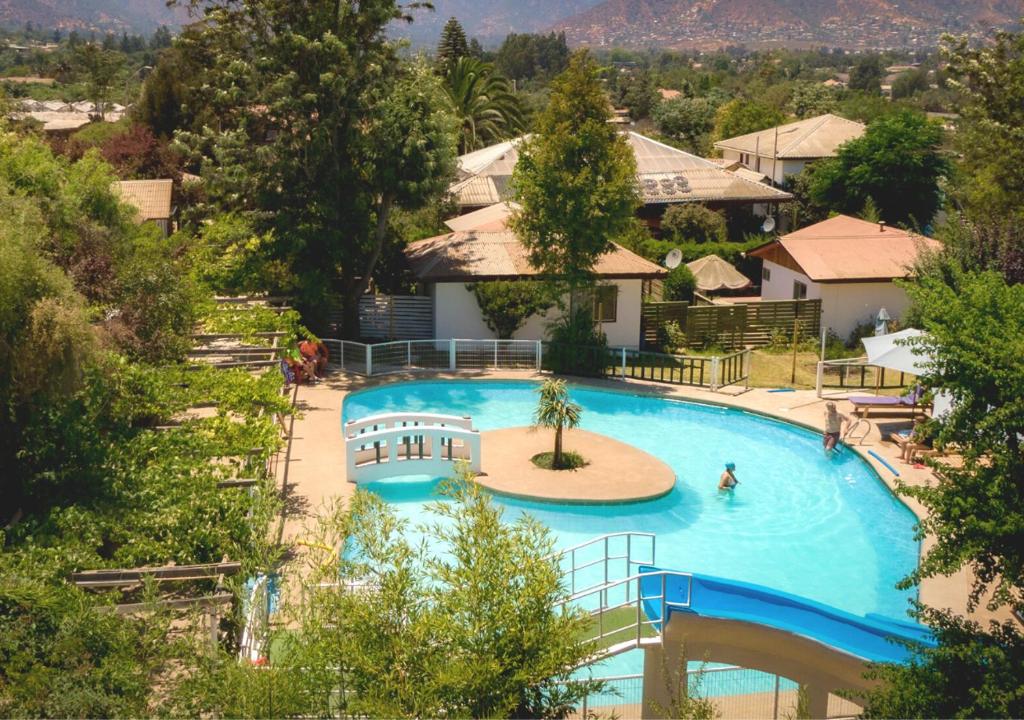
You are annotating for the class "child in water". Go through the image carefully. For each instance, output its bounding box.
[718,462,738,491]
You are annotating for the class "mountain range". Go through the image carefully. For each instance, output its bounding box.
[1,0,1021,47]
[553,0,1024,49]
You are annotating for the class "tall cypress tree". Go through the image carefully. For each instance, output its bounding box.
[437,17,469,74]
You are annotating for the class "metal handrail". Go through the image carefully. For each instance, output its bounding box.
[844,418,873,446]
[552,532,656,598]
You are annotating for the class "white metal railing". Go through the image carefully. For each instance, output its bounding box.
[320,337,749,391]
[554,532,656,599]
[345,418,481,484]
[561,569,695,660]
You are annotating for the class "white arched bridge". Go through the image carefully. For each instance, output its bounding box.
[345,412,482,484]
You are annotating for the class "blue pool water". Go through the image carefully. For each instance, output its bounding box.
[342,380,920,678]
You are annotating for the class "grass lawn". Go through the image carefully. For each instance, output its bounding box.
[579,606,657,651]
[748,350,914,393]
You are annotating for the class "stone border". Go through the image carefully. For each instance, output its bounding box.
[477,427,676,505]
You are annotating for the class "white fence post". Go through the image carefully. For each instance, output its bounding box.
[449,339,456,371]
[407,341,412,369]
[816,361,825,398]
[536,341,542,371]
[621,347,627,380]
[366,344,373,377]
[710,356,720,392]
[493,340,499,369]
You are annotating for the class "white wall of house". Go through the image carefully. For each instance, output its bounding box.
[760,260,912,340]
[818,282,912,341]
[431,279,646,348]
[760,260,822,302]
[720,149,808,185]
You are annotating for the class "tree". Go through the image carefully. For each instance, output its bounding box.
[653,97,717,154]
[663,264,696,302]
[436,17,468,75]
[787,81,837,118]
[470,281,554,339]
[942,26,1024,222]
[443,57,524,154]
[176,2,458,336]
[857,269,1024,717]
[617,66,659,120]
[807,109,948,227]
[661,204,728,244]
[494,32,569,82]
[72,43,124,119]
[712,99,785,142]
[176,478,601,717]
[898,270,1024,611]
[849,55,884,94]
[891,69,930,99]
[533,378,582,469]
[511,51,640,290]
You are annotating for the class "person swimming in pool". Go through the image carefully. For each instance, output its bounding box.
[823,401,850,453]
[718,462,738,491]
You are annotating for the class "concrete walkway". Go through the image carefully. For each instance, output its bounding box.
[277,369,1009,627]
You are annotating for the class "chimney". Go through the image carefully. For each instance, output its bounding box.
[878,221,886,232]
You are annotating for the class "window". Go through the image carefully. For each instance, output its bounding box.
[593,285,618,323]
[792,280,808,300]
[762,266,771,282]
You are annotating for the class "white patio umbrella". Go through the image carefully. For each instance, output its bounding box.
[861,328,930,375]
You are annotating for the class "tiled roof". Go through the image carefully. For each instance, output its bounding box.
[714,114,865,160]
[406,230,667,282]
[450,132,792,209]
[444,202,519,232]
[113,179,173,221]
[749,215,941,282]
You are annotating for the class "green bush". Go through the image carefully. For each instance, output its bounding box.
[470,280,555,339]
[663,265,696,301]
[543,305,611,377]
[657,320,687,352]
[661,204,727,244]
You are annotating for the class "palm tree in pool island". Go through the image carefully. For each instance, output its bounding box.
[533,378,582,469]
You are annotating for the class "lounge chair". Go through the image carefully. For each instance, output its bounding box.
[849,385,927,419]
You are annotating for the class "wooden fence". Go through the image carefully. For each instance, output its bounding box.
[357,295,433,340]
[642,298,821,350]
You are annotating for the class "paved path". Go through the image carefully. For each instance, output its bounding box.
[277,369,1010,626]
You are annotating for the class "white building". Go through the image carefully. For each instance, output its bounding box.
[714,114,865,186]
[404,205,665,349]
[749,215,940,340]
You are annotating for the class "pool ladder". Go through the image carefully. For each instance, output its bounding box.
[845,418,873,446]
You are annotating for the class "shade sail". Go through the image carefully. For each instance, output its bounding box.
[685,254,753,292]
[861,328,930,375]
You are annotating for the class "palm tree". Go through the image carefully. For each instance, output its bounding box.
[533,378,582,468]
[443,56,525,154]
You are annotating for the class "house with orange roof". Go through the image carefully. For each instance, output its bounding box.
[714,114,865,185]
[748,215,940,339]
[405,204,666,348]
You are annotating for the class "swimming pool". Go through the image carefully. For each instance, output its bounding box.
[342,380,919,623]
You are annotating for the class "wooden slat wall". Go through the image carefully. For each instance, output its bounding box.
[358,295,433,340]
[642,299,821,350]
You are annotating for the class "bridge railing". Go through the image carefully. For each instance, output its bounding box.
[345,424,481,483]
[344,412,473,438]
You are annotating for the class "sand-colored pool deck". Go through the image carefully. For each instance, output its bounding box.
[274,369,1012,627]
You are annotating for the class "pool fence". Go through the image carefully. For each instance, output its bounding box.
[320,338,750,392]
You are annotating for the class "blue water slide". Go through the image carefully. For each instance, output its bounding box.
[638,566,934,664]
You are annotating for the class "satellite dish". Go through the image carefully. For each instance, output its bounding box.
[664,248,683,269]
[761,216,777,233]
